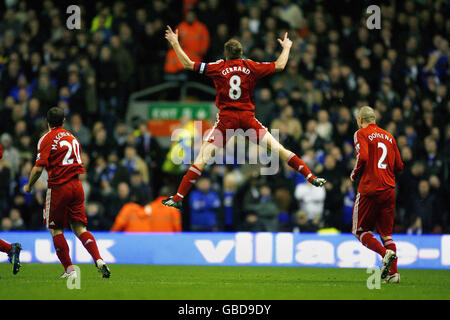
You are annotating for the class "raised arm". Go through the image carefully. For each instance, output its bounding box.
[275,32,292,72]
[165,25,195,71]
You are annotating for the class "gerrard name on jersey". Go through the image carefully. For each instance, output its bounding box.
[221,66,251,76]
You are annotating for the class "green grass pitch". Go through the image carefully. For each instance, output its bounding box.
[1,263,449,300]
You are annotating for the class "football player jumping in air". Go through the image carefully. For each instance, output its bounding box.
[162,26,326,210]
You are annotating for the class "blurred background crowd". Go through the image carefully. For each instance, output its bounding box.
[0,0,448,234]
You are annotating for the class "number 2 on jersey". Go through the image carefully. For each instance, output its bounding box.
[60,140,82,165]
[377,142,387,169]
[229,75,241,100]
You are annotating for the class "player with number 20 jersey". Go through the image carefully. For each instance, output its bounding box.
[36,128,84,187]
[35,125,85,228]
[24,107,110,279]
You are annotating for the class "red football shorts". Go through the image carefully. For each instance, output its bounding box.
[351,188,396,237]
[43,177,87,229]
[205,109,268,147]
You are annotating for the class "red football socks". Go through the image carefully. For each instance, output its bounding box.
[78,232,102,265]
[383,238,398,275]
[360,232,387,257]
[52,234,73,272]
[173,164,203,202]
[0,239,12,254]
[286,153,316,182]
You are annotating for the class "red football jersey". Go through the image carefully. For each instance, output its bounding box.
[35,127,85,186]
[193,59,275,111]
[351,123,404,195]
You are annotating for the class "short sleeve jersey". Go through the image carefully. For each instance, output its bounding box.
[35,127,85,186]
[351,123,404,195]
[193,59,275,112]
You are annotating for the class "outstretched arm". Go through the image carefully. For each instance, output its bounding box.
[275,32,292,72]
[165,25,194,71]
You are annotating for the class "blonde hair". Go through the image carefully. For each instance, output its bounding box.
[358,106,376,123]
[224,39,243,60]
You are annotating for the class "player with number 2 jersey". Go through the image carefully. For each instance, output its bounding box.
[350,106,403,283]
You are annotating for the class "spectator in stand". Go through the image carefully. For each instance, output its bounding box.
[407,180,444,234]
[107,181,131,222]
[86,202,111,231]
[208,23,230,61]
[222,172,237,231]
[238,212,267,232]
[422,136,444,177]
[67,72,86,115]
[0,133,20,175]
[1,217,13,232]
[8,208,26,231]
[110,35,134,116]
[316,110,333,140]
[189,177,221,231]
[0,144,10,214]
[110,192,150,232]
[291,210,320,233]
[295,179,326,223]
[277,0,303,29]
[254,88,276,126]
[64,113,91,146]
[32,71,58,107]
[243,184,279,232]
[164,10,210,76]
[135,121,163,166]
[97,45,119,117]
[144,187,182,232]
[130,172,152,202]
[0,0,447,233]
[88,126,114,162]
[341,178,355,232]
[122,146,150,185]
[321,155,344,228]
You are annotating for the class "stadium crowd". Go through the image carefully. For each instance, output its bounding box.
[0,0,448,234]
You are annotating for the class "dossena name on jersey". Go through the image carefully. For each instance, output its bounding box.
[367,132,393,144]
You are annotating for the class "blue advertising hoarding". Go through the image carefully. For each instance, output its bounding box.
[0,232,449,269]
